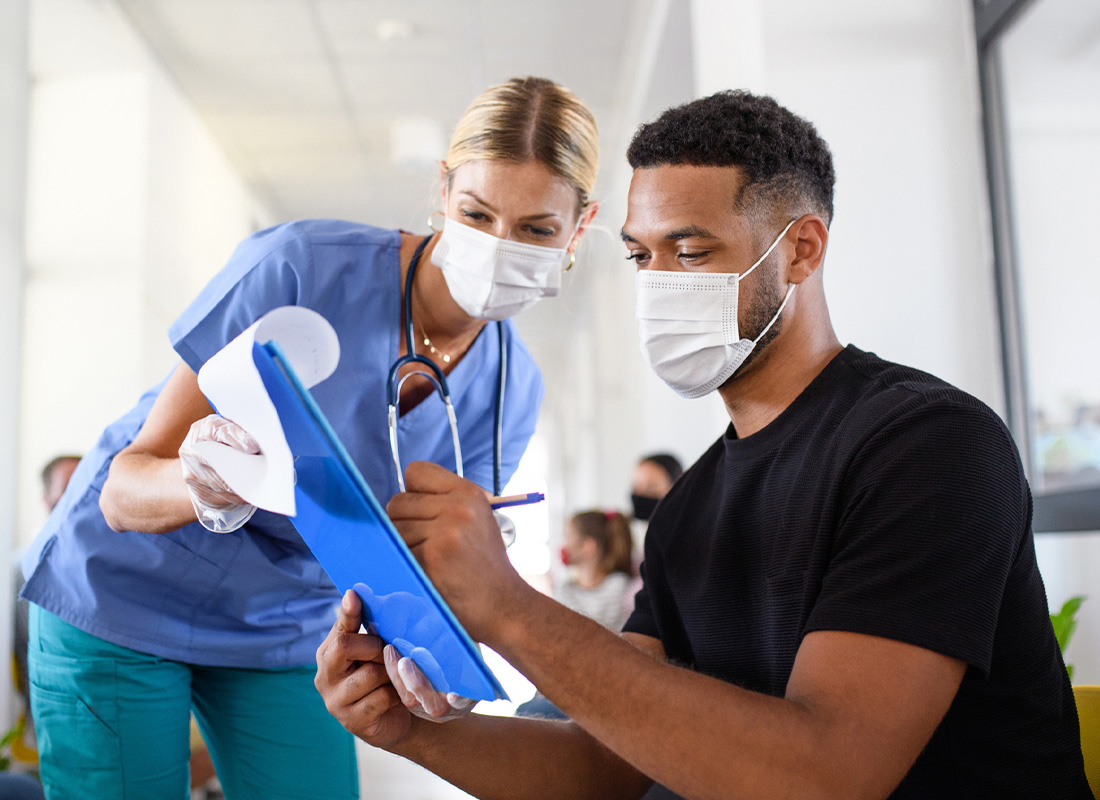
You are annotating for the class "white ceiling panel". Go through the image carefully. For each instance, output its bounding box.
[185,60,344,114]
[471,0,571,54]
[150,0,325,61]
[341,55,476,120]
[480,56,626,114]
[315,0,472,59]
[113,0,648,223]
[201,109,358,155]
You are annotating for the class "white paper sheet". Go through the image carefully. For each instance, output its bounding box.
[194,306,340,516]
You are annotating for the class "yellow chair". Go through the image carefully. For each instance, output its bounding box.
[1074,685,1100,798]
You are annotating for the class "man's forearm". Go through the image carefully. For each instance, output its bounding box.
[488,590,841,800]
[390,711,651,800]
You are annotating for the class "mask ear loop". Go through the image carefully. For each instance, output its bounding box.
[752,283,796,346]
[736,218,798,282]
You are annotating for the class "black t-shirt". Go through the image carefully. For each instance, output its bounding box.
[624,346,1089,799]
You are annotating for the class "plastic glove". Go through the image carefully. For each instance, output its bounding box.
[179,414,259,533]
[383,644,478,723]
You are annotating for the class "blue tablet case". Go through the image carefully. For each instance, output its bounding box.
[252,340,507,702]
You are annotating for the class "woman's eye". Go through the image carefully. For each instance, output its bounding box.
[526,225,555,238]
[460,209,489,222]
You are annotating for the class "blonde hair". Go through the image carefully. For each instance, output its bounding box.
[446,77,599,212]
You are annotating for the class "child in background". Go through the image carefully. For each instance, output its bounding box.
[516,510,634,720]
[555,510,635,632]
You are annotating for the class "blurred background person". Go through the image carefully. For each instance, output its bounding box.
[10,456,80,765]
[1,456,79,799]
[630,452,683,526]
[556,510,635,631]
[624,453,683,622]
[39,457,79,514]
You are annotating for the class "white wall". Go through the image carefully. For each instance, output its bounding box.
[0,0,31,732]
[760,0,1002,410]
[17,0,270,547]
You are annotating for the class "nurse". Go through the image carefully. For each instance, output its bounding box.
[20,76,599,799]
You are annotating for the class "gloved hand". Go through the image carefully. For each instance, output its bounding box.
[383,644,478,722]
[179,414,259,533]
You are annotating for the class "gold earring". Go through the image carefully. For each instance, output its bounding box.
[427,211,444,233]
[564,252,576,271]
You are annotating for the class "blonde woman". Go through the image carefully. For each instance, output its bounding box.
[21,76,598,800]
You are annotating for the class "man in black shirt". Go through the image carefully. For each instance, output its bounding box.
[315,91,1090,798]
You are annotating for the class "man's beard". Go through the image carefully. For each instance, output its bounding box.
[718,262,787,390]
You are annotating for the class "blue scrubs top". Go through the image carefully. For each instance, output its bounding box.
[21,220,544,668]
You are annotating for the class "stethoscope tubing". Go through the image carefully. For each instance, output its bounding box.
[387,234,506,496]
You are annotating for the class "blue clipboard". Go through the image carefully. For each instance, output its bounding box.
[252,339,507,702]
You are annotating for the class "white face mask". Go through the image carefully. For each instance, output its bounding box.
[634,220,797,399]
[430,214,575,321]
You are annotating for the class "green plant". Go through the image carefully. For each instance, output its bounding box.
[0,717,23,771]
[1051,594,1086,682]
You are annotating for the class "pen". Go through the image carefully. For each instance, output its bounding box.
[489,492,545,509]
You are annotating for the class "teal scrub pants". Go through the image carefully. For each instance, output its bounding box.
[28,605,358,800]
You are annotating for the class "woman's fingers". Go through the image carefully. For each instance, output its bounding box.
[384,647,478,723]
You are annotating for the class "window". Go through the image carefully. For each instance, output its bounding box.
[975,0,1100,531]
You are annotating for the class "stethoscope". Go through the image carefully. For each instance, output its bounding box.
[386,235,515,544]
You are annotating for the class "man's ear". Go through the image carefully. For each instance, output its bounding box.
[787,214,829,285]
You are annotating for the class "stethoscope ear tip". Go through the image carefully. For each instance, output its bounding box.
[493,511,517,549]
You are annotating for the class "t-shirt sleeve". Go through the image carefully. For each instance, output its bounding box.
[169,224,311,372]
[623,548,661,640]
[805,398,1029,675]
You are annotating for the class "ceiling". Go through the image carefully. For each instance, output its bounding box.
[33,0,1100,229]
[108,0,662,227]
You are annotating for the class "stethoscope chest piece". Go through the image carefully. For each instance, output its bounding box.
[494,511,517,549]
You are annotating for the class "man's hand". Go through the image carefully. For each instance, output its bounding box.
[315,590,412,748]
[386,461,533,643]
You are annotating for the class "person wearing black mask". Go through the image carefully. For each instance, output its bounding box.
[629,453,683,522]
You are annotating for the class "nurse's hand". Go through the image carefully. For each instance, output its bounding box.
[383,644,477,722]
[179,414,258,533]
[386,461,534,646]
[315,590,413,748]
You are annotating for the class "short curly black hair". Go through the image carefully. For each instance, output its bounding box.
[627,91,835,225]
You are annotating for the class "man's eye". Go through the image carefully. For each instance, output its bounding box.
[679,251,709,261]
[626,253,650,265]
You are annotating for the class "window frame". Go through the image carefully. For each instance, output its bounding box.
[973,0,1100,532]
